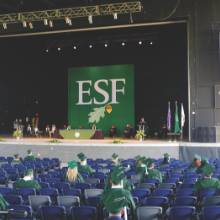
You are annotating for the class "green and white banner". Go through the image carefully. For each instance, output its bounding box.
[68,64,134,135]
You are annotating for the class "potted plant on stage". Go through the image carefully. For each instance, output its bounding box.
[13,128,23,140]
[135,130,145,142]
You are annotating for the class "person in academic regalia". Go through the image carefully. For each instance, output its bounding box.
[111,153,120,167]
[146,158,163,183]
[101,167,136,219]
[77,153,94,175]
[44,124,50,137]
[66,161,84,184]
[14,169,41,191]
[24,149,35,161]
[109,125,117,138]
[123,124,134,138]
[194,164,220,193]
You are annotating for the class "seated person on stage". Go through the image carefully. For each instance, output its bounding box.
[101,167,136,219]
[146,158,162,183]
[189,154,209,174]
[160,153,171,166]
[194,164,220,193]
[109,125,117,138]
[112,153,120,167]
[66,161,84,184]
[45,124,50,137]
[104,166,133,192]
[136,156,148,182]
[24,149,35,161]
[77,153,94,175]
[123,124,134,138]
[14,169,41,191]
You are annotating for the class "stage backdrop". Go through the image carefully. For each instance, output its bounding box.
[68,64,134,135]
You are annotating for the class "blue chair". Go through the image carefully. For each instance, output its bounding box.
[52,182,70,193]
[106,217,123,220]
[202,205,220,220]
[71,205,97,220]
[62,188,82,197]
[176,188,194,196]
[39,182,50,189]
[0,187,14,196]
[4,195,23,205]
[137,206,162,220]
[40,188,59,204]
[173,196,197,206]
[142,196,169,209]
[167,206,196,220]
[40,205,67,220]
[29,195,51,215]
[152,188,173,198]
[198,188,217,200]
[16,188,36,203]
[144,178,160,185]
[132,188,151,202]
[74,183,91,192]
[8,205,33,220]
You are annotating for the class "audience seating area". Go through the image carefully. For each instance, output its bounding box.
[0,156,220,219]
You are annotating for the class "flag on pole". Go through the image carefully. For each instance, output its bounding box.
[174,101,180,133]
[167,101,171,131]
[181,103,185,131]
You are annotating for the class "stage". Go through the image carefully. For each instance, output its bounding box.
[0,138,219,162]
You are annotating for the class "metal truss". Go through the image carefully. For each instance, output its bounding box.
[0,1,142,24]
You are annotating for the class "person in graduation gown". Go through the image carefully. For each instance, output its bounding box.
[0,194,8,211]
[189,154,209,174]
[14,169,41,191]
[145,158,163,183]
[66,161,84,184]
[194,164,220,193]
[13,154,22,163]
[160,153,171,166]
[77,153,94,175]
[111,153,120,167]
[101,167,136,219]
[136,156,148,182]
[24,149,35,161]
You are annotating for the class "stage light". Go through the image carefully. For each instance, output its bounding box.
[113,12,118,20]
[65,17,72,26]
[22,21,27,28]
[43,18,48,26]
[88,15,93,24]
[89,44,93,49]
[45,49,49,53]
[2,23,7,30]
[138,41,142,45]
[73,46,77,50]
[121,42,125,46]
[49,20,53,28]
[29,22,33,29]
[150,41,153,45]
[57,47,61,51]
[104,43,108,48]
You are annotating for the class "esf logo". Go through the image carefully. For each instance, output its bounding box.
[76,79,126,105]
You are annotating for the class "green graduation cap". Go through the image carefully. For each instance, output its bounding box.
[111,167,124,184]
[68,160,77,169]
[77,152,87,161]
[135,155,141,161]
[146,158,154,167]
[25,169,33,176]
[112,153,119,159]
[164,153,170,158]
[103,191,129,214]
[14,154,19,158]
[194,154,201,161]
[202,165,214,176]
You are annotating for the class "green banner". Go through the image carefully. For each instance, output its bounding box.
[68,64,134,136]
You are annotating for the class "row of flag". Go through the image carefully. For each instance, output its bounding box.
[167,101,185,133]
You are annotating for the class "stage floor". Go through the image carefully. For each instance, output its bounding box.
[0,138,220,162]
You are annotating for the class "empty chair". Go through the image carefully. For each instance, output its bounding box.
[137,183,155,191]
[39,182,50,189]
[202,205,220,220]
[132,188,151,201]
[4,195,23,205]
[8,205,33,220]
[40,205,66,220]
[29,195,51,214]
[16,188,36,203]
[176,188,194,197]
[57,195,80,214]
[106,216,123,220]
[62,188,81,197]
[84,178,100,186]
[136,206,162,220]
[84,189,103,207]
[167,206,196,220]
[74,183,91,192]
[152,188,173,198]
[0,187,13,196]
[158,183,176,189]
[39,188,59,204]
[142,196,169,209]
[198,188,217,200]
[52,182,70,193]
[71,205,97,220]
[202,196,220,206]
[144,178,160,185]
[173,196,197,206]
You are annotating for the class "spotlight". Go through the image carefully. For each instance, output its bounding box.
[43,18,48,26]
[150,41,153,45]
[121,42,125,46]
[29,22,33,29]
[138,41,142,45]
[22,21,27,28]
[73,46,77,50]
[2,23,7,30]
[104,43,108,48]
[113,12,118,20]
[89,44,93,49]
[88,15,93,24]
[45,49,49,53]
[49,20,53,28]
[57,47,61,51]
